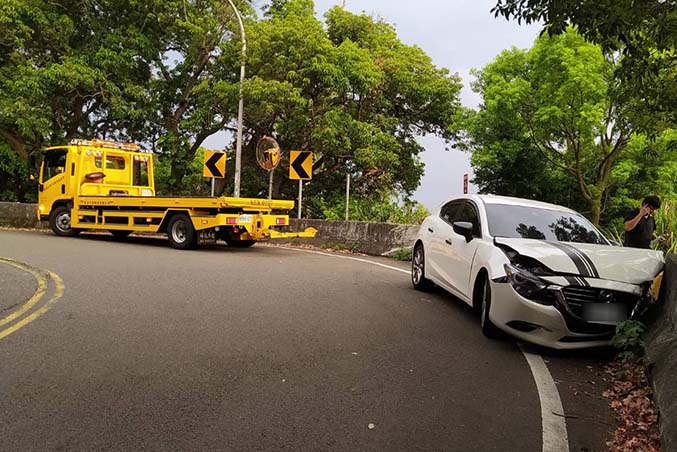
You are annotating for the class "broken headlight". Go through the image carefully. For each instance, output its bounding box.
[504,263,560,305]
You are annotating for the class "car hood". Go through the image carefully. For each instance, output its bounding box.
[494,238,664,285]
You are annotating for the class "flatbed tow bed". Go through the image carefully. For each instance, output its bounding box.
[34,139,316,249]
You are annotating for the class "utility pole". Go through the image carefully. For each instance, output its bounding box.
[345,172,350,221]
[228,0,246,198]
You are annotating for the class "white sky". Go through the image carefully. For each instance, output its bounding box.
[207,0,541,211]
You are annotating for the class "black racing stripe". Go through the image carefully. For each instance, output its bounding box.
[564,276,579,286]
[570,247,600,279]
[563,244,595,276]
[547,241,592,277]
[576,277,590,287]
[559,242,600,279]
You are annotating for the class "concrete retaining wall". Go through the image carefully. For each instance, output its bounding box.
[0,202,42,229]
[646,254,677,451]
[0,202,420,256]
[286,218,419,256]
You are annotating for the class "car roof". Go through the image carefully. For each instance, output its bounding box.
[442,194,578,214]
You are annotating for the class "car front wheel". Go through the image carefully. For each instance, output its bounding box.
[480,277,501,338]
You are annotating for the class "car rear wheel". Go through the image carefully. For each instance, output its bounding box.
[412,243,434,291]
[481,277,501,338]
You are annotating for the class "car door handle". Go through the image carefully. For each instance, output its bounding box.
[445,238,453,245]
[428,227,434,233]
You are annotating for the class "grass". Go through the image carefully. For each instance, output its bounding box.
[653,199,677,254]
[392,247,413,261]
[602,199,677,254]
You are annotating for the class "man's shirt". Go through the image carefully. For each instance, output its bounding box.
[624,208,655,249]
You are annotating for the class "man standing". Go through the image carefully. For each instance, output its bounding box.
[624,196,661,249]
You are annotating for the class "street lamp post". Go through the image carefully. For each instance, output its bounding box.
[228,0,246,198]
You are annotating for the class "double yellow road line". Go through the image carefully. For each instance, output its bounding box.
[0,257,65,341]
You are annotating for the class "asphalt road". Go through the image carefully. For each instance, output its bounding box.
[0,230,614,452]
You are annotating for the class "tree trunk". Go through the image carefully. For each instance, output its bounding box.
[589,195,602,226]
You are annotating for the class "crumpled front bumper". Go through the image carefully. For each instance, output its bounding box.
[489,281,618,350]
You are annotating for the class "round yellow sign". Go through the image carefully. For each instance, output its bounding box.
[256,136,281,171]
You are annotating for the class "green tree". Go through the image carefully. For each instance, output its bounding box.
[492,0,677,129]
[214,0,461,214]
[0,0,154,159]
[148,0,249,193]
[466,30,634,225]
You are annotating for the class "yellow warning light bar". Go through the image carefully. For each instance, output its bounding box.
[69,139,141,152]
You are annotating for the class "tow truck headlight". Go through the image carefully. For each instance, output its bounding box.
[504,264,559,305]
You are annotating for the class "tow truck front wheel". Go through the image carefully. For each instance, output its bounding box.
[49,206,80,237]
[167,214,197,250]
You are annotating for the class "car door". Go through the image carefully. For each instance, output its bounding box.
[39,148,69,208]
[427,200,463,292]
[437,200,483,301]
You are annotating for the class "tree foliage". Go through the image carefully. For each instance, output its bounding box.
[0,0,461,222]
[492,0,677,129]
[216,0,462,213]
[465,30,634,224]
[466,29,677,226]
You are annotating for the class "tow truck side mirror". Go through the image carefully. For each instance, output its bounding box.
[28,151,39,176]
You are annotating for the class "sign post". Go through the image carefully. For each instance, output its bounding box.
[345,173,350,221]
[298,181,303,219]
[203,151,227,197]
[289,151,313,219]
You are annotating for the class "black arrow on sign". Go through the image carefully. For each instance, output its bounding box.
[206,153,224,178]
[292,151,311,179]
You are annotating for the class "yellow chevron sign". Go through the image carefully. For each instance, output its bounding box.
[289,151,313,180]
[203,151,226,178]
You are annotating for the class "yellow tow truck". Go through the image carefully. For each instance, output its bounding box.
[33,139,316,249]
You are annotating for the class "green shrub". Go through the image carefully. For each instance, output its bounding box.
[392,247,413,261]
[612,320,646,361]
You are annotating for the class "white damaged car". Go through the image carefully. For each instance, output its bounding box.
[411,195,664,349]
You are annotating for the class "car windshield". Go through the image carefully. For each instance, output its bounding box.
[486,204,608,245]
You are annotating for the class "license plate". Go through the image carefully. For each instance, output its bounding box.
[582,303,627,325]
[238,214,253,224]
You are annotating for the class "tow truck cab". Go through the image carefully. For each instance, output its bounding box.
[37,139,153,220]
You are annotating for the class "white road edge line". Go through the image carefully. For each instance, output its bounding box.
[275,246,410,274]
[519,345,570,452]
[276,245,570,452]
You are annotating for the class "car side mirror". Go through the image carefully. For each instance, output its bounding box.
[453,221,474,242]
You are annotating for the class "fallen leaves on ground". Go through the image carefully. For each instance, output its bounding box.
[602,358,661,452]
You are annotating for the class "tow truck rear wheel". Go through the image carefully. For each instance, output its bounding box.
[225,238,256,248]
[167,214,197,250]
[49,206,80,237]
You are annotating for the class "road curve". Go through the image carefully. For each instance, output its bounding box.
[0,230,612,452]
